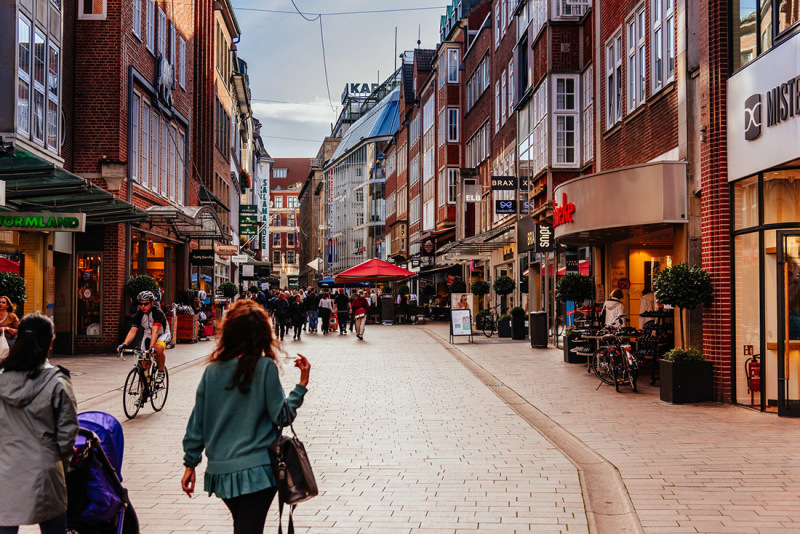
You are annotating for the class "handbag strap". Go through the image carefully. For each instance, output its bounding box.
[277,401,299,439]
[276,498,296,534]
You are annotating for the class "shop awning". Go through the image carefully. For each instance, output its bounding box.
[0,147,147,225]
[145,205,226,240]
[436,223,514,259]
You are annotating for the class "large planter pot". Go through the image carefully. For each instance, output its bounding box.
[511,316,526,339]
[563,334,587,363]
[659,359,713,404]
[498,319,512,338]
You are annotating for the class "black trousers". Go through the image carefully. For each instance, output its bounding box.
[222,486,277,534]
[319,308,331,333]
[276,316,288,339]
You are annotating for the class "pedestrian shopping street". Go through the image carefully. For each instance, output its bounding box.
[33,325,800,534]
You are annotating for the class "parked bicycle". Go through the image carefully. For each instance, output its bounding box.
[121,348,169,419]
[478,304,503,337]
[589,315,639,392]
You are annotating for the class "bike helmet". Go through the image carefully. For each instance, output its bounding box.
[137,290,156,302]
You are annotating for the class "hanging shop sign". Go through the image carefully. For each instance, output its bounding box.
[495,200,517,214]
[0,212,86,232]
[240,204,257,214]
[728,31,800,180]
[240,225,258,236]
[421,239,435,257]
[464,182,482,203]
[517,216,536,253]
[534,223,554,252]
[491,176,517,190]
[190,249,215,266]
[215,244,238,255]
[155,55,174,107]
[519,176,532,190]
[231,255,250,264]
[552,192,576,228]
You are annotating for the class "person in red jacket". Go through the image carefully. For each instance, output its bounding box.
[351,290,370,340]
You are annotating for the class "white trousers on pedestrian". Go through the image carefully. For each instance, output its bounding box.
[356,315,367,336]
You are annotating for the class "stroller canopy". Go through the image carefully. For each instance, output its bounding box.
[76,411,125,479]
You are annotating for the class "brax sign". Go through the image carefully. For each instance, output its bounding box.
[491,176,517,190]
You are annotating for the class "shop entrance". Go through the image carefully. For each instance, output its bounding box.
[776,232,800,417]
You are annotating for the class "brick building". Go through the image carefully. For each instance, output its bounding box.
[269,158,310,289]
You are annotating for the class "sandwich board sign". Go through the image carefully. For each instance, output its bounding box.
[450,309,473,343]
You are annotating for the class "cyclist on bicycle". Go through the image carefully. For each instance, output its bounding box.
[118,291,170,381]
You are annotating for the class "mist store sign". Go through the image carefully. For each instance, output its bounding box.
[728,31,800,181]
[0,212,86,232]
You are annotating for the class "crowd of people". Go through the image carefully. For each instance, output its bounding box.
[237,286,383,341]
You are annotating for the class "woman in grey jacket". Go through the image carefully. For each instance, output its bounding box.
[0,312,78,534]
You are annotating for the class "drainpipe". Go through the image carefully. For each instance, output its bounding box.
[126,65,135,282]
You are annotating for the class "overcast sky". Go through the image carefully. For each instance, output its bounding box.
[232,1,443,158]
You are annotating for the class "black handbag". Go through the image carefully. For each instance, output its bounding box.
[269,402,318,534]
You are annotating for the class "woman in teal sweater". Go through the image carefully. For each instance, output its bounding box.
[181,299,310,533]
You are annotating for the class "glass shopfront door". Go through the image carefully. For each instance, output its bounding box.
[777,232,800,416]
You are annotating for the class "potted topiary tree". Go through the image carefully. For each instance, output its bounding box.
[397,283,410,297]
[124,274,159,313]
[654,263,714,403]
[555,273,595,363]
[449,279,467,294]
[0,271,27,315]
[218,281,239,299]
[471,280,490,311]
[510,306,526,339]
[493,275,515,313]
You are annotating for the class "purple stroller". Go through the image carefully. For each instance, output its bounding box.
[66,411,138,534]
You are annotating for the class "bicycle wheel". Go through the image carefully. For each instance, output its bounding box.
[150,367,169,411]
[627,355,639,392]
[591,347,615,385]
[483,318,495,337]
[123,368,144,419]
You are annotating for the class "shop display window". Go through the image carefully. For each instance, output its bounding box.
[734,233,762,406]
[733,175,759,230]
[764,170,800,225]
[77,253,102,337]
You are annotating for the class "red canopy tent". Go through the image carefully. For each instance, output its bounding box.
[0,258,20,274]
[334,258,416,283]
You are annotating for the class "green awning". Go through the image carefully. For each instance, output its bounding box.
[0,148,147,225]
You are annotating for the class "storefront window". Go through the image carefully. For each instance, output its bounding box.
[734,175,759,230]
[77,253,102,337]
[734,232,761,406]
[764,170,800,225]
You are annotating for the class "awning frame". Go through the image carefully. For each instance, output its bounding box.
[144,205,226,241]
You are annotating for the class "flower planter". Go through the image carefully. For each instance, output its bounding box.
[498,319,512,338]
[511,316,526,339]
[659,359,713,404]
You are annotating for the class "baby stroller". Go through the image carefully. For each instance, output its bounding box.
[66,411,139,534]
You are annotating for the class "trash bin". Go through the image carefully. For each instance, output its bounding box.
[529,311,548,348]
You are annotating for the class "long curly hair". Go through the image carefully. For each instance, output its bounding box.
[209,299,282,394]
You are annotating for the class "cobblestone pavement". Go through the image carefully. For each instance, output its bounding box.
[28,325,586,533]
[20,322,800,533]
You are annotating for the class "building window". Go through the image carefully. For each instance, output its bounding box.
[553,75,579,166]
[132,0,141,38]
[501,70,508,124]
[447,48,459,83]
[495,81,500,133]
[652,0,674,92]
[158,8,166,58]
[606,31,622,129]
[146,0,154,52]
[532,80,549,176]
[273,250,281,264]
[160,120,168,197]
[151,111,159,192]
[76,254,102,336]
[508,59,514,117]
[448,108,459,142]
[273,233,281,247]
[31,30,46,144]
[447,168,458,204]
[287,213,295,227]
[555,0,591,18]
[495,5,501,48]
[169,23,175,65]
[582,67,594,163]
[177,131,185,204]
[78,0,107,20]
[131,94,140,183]
[141,102,150,188]
[288,196,299,208]
[275,196,283,208]
[179,36,186,89]
[169,126,176,200]
[410,114,421,147]
[409,155,420,185]
[627,5,646,113]
[288,250,296,264]
[17,16,31,136]
[273,168,287,178]
[287,232,295,247]
[46,43,59,151]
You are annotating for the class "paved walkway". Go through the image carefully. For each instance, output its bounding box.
[18,322,800,532]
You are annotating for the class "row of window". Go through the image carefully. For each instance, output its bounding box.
[466,56,490,111]
[272,233,297,247]
[273,250,297,265]
[17,14,60,152]
[271,195,299,209]
[269,213,296,226]
[465,122,491,168]
[132,0,187,90]
[605,0,674,129]
[438,107,460,147]
[437,47,460,87]
[273,168,288,178]
[215,98,231,158]
[493,59,515,133]
[518,0,592,44]
[437,168,458,206]
[494,0,516,49]
[130,93,186,203]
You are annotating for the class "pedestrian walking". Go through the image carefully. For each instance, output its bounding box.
[334,288,350,335]
[0,297,19,347]
[601,289,626,327]
[318,292,333,335]
[273,292,290,340]
[351,290,370,340]
[0,312,78,534]
[289,294,306,340]
[181,300,310,534]
[305,288,319,333]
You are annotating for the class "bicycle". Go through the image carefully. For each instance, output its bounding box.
[589,315,639,392]
[478,304,502,337]
[121,348,170,419]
